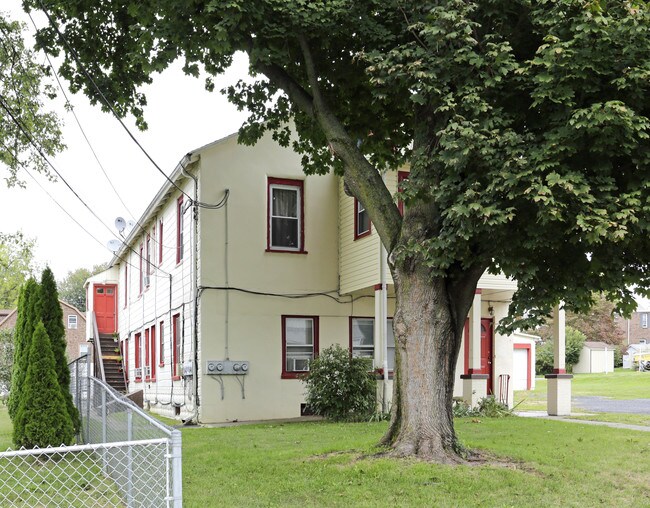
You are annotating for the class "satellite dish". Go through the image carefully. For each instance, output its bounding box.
[126,220,136,231]
[114,217,126,233]
[107,239,122,252]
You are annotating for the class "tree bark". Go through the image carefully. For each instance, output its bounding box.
[381,270,471,463]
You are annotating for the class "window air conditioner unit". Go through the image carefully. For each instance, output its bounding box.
[143,276,151,287]
[289,358,310,372]
[135,367,142,378]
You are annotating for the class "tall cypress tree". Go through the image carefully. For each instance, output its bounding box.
[7,279,40,420]
[13,321,74,448]
[40,267,80,433]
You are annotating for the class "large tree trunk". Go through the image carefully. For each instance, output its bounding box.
[381,270,470,463]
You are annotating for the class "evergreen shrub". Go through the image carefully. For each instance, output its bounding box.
[13,321,74,448]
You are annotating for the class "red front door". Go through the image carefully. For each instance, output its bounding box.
[94,284,117,334]
[480,318,494,394]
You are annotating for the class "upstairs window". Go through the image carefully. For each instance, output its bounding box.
[145,234,151,287]
[177,196,184,264]
[159,220,164,266]
[282,316,318,378]
[67,314,78,329]
[354,198,371,239]
[267,178,305,252]
[642,313,648,329]
[139,244,143,294]
[397,171,409,216]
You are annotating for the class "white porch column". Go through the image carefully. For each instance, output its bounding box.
[374,282,389,412]
[546,304,573,416]
[461,290,488,407]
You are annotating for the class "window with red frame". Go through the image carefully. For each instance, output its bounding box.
[134,332,142,381]
[397,171,409,216]
[149,325,156,381]
[145,234,151,286]
[159,220,163,266]
[354,198,371,239]
[282,316,318,378]
[177,197,184,263]
[159,321,165,366]
[144,328,150,380]
[349,317,395,371]
[267,178,305,252]
[172,313,181,379]
[138,243,143,294]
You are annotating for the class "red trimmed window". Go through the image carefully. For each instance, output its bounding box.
[354,198,371,239]
[349,317,395,371]
[267,178,305,252]
[159,321,165,366]
[138,244,143,294]
[177,197,184,263]
[144,328,150,380]
[172,313,181,380]
[134,332,142,381]
[159,220,164,266]
[145,234,151,287]
[397,171,409,216]
[149,326,156,381]
[123,265,128,308]
[282,316,318,379]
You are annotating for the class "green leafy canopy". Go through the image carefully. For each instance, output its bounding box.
[28,0,650,327]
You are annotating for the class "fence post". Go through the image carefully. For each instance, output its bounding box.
[86,379,91,443]
[127,408,134,508]
[171,429,183,508]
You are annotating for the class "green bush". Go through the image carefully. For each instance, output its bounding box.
[13,321,74,448]
[452,397,513,418]
[536,326,586,375]
[303,344,377,421]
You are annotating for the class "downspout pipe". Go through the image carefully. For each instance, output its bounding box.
[181,159,200,412]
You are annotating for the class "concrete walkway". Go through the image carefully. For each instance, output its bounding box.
[516,410,650,432]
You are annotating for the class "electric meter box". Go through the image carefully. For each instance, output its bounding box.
[206,360,250,375]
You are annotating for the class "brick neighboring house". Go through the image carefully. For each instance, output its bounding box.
[0,300,90,363]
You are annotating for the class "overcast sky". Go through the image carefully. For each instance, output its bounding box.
[1,1,249,280]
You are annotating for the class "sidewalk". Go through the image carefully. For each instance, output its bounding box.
[516,410,650,432]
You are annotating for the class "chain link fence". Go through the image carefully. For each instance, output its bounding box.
[0,355,182,507]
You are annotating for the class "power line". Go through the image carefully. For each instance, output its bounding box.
[34,0,231,211]
[0,92,172,277]
[35,0,193,201]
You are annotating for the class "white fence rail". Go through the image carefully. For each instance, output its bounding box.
[0,354,182,507]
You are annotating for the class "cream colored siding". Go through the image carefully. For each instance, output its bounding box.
[338,179,381,294]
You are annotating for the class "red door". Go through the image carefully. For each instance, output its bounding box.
[480,318,494,394]
[94,284,117,334]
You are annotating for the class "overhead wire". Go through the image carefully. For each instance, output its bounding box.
[21,13,188,253]
[34,0,230,210]
[0,92,172,277]
[0,139,160,278]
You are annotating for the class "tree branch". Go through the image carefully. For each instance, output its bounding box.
[296,35,402,250]
[253,61,316,118]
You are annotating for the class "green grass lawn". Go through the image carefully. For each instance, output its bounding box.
[3,403,650,506]
[515,369,650,426]
[514,368,650,411]
[182,418,650,507]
